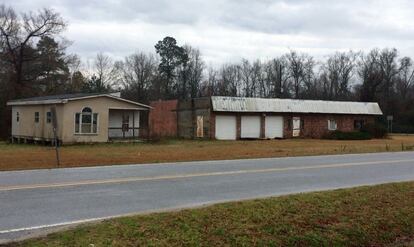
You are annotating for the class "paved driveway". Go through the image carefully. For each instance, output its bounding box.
[1,151,414,243]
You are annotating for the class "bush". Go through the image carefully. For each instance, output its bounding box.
[361,123,388,138]
[323,131,372,140]
[392,124,414,134]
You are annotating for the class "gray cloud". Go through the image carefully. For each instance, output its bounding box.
[5,0,414,64]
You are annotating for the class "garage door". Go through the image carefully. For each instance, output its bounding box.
[265,116,283,138]
[215,115,237,140]
[241,116,261,138]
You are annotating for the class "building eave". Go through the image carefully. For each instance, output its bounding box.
[7,94,152,109]
[7,99,68,106]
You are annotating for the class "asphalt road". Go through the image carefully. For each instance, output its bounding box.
[1,151,414,243]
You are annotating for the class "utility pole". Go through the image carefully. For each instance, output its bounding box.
[51,106,60,167]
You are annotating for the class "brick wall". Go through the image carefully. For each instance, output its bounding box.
[149,100,178,138]
[149,99,377,140]
[282,113,375,138]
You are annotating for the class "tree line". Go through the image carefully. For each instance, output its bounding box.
[1,5,413,139]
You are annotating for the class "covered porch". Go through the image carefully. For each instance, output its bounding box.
[108,107,149,140]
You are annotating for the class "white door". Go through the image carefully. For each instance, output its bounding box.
[241,116,261,138]
[215,115,237,140]
[265,116,283,138]
[292,117,301,137]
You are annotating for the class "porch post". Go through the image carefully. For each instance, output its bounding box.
[122,112,125,138]
[132,110,135,138]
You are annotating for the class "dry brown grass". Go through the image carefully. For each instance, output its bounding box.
[1,135,414,171]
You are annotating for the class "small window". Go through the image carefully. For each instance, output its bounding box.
[34,112,40,123]
[46,112,52,123]
[354,120,364,130]
[16,112,20,122]
[300,119,305,129]
[328,120,337,131]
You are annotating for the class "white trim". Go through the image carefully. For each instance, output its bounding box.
[74,107,99,135]
[66,95,151,109]
[7,100,65,106]
[328,119,337,131]
[108,107,146,111]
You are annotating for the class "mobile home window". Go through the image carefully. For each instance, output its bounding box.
[46,112,52,123]
[75,107,98,134]
[16,112,20,122]
[328,120,337,131]
[34,112,40,123]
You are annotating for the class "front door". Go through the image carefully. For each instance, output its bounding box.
[292,117,301,137]
[122,113,130,136]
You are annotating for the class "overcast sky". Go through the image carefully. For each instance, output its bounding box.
[5,0,414,65]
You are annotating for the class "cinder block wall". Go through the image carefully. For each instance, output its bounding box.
[149,100,178,138]
[177,98,211,139]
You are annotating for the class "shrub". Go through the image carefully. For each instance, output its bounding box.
[323,131,372,140]
[392,124,414,134]
[361,123,388,138]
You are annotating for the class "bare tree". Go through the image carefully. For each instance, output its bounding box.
[200,67,219,97]
[0,5,66,96]
[118,52,158,102]
[320,51,357,100]
[263,58,290,98]
[177,45,204,99]
[396,57,414,100]
[239,59,254,97]
[93,52,119,89]
[358,49,383,102]
[251,60,265,97]
[285,51,314,98]
[220,64,241,96]
[301,56,317,99]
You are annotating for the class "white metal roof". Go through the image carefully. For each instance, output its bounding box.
[211,96,383,115]
[7,93,151,109]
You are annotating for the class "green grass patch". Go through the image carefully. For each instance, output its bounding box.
[323,131,372,140]
[9,182,414,247]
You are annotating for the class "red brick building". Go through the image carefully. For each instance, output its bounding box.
[149,97,383,140]
[149,100,178,138]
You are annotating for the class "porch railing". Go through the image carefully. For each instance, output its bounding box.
[108,127,149,139]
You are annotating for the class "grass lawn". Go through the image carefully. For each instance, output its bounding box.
[0,135,414,171]
[9,181,414,247]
